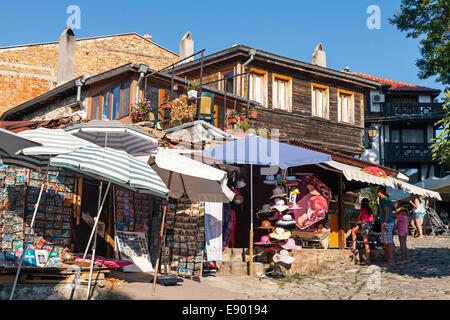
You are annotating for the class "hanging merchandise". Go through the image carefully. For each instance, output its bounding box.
[116,231,153,272]
[164,200,205,280]
[257,220,275,231]
[222,203,236,249]
[114,188,152,233]
[272,249,295,264]
[269,227,291,240]
[280,238,302,251]
[271,200,289,212]
[263,175,277,185]
[254,235,275,246]
[285,176,298,187]
[269,187,287,199]
[275,214,297,227]
[236,178,246,189]
[204,202,223,262]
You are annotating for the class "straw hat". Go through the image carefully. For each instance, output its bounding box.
[275,214,297,227]
[280,238,302,251]
[236,178,246,189]
[271,200,289,212]
[254,235,275,246]
[257,220,274,230]
[263,175,277,185]
[269,227,291,240]
[270,187,287,199]
[273,249,295,264]
[256,204,273,215]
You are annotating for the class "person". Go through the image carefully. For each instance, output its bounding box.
[377,186,395,265]
[409,195,428,238]
[440,209,448,225]
[350,198,374,265]
[395,202,409,263]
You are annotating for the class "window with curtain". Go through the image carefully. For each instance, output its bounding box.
[273,76,291,111]
[402,129,425,143]
[311,84,329,119]
[91,79,132,120]
[249,71,267,105]
[338,90,354,124]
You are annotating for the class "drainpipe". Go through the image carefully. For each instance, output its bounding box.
[241,49,256,98]
[74,77,85,118]
[136,65,149,101]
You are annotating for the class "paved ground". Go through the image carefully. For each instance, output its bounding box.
[202,235,450,300]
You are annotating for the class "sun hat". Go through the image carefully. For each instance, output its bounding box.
[254,235,275,246]
[273,249,295,264]
[270,187,287,199]
[280,238,302,251]
[263,175,277,185]
[257,220,275,230]
[256,204,273,215]
[276,174,286,184]
[271,200,289,212]
[269,227,291,240]
[275,214,297,227]
[285,176,298,186]
[233,194,244,205]
[236,178,246,189]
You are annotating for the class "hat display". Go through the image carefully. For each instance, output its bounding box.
[263,175,277,185]
[256,204,273,215]
[273,249,296,264]
[257,220,275,230]
[269,227,291,240]
[280,238,302,251]
[276,174,286,184]
[270,187,287,199]
[254,235,275,246]
[275,214,297,226]
[285,176,298,186]
[236,178,246,189]
[271,200,289,212]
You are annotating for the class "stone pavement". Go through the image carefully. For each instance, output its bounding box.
[203,235,450,300]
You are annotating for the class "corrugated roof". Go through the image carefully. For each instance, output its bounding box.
[352,72,441,93]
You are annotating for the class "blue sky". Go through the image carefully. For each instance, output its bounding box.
[0,0,445,97]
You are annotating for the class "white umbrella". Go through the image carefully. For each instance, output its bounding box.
[0,128,41,155]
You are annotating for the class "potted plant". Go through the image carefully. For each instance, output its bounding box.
[184,82,200,99]
[161,95,175,109]
[248,106,258,119]
[129,98,151,123]
[240,111,246,121]
[227,110,239,124]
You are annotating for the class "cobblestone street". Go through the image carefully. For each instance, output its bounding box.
[203,236,450,300]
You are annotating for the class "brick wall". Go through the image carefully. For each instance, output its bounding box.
[0,33,179,115]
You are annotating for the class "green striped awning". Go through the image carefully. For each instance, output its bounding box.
[50,146,168,198]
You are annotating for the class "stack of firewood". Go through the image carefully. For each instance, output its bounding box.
[169,95,197,124]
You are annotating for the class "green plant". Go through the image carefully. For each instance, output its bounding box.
[184,82,200,92]
[228,110,239,118]
[163,95,175,103]
[431,90,450,171]
[129,97,151,117]
[236,118,250,131]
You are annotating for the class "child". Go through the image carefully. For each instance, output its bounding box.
[395,202,409,263]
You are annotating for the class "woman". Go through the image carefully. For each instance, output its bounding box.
[351,198,374,265]
[378,186,395,265]
[395,202,409,263]
[409,195,428,238]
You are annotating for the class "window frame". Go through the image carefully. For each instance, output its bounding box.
[272,73,292,112]
[89,79,132,120]
[248,68,268,107]
[220,69,235,94]
[337,88,355,124]
[311,82,330,119]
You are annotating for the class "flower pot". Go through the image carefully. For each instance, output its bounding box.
[187,90,198,99]
[248,111,258,119]
[240,113,246,121]
[228,117,238,124]
[160,102,172,110]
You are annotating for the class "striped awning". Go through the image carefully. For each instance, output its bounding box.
[50,146,168,198]
[0,128,96,170]
[64,120,158,156]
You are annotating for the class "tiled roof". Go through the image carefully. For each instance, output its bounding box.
[352,72,441,93]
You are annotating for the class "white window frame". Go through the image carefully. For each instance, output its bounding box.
[311,83,329,119]
[338,89,355,124]
[248,68,268,107]
[272,74,292,112]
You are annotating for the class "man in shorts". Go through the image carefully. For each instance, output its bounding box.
[378,186,395,265]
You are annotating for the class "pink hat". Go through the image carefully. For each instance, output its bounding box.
[254,235,275,246]
[280,238,302,251]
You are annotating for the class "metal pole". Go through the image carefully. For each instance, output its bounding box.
[152,200,169,296]
[70,181,111,300]
[249,164,254,277]
[9,164,50,300]
[86,181,103,300]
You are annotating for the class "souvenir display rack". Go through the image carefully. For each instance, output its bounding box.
[163,200,205,280]
[114,188,152,233]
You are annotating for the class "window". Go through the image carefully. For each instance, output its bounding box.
[402,129,425,143]
[311,83,329,119]
[222,71,234,94]
[90,79,132,120]
[248,68,268,106]
[391,129,400,143]
[272,74,292,111]
[338,89,354,124]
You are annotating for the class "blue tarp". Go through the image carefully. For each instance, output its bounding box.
[203,136,331,169]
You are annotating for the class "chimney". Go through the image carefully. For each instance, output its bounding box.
[57,28,76,86]
[312,43,326,68]
[179,31,194,64]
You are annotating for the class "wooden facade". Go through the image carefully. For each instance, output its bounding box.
[174,46,379,155]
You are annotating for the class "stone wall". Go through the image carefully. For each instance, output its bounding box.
[0,33,179,115]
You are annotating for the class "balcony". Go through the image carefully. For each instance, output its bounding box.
[384,143,435,163]
[382,102,443,119]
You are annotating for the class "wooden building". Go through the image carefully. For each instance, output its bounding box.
[172,45,380,156]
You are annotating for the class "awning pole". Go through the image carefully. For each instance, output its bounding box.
[249,164,254,277]
[70,180,111,300]
[152,199,169,296]
[9,164,50,300]
[86,181,103,300]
